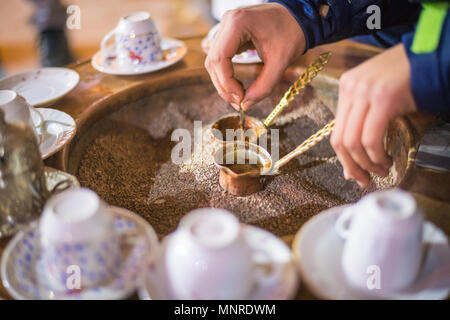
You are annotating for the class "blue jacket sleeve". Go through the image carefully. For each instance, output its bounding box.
[270,0,449,114]
[402,12,450,114]
[269,0,421,50]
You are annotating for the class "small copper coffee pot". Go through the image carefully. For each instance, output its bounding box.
[213,141,273,196]
[214,120,335,196]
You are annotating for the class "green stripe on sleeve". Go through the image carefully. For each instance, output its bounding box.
[411,3,449,54]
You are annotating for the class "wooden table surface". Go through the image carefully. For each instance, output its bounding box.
[1,37,448,300]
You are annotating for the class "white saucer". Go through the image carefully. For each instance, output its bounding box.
[201,24,262,64]
[32,107,76,159]
[293,205,450,300]
[1,206,159,300]
[92,37,187,75]
[0,68,79,107]
[138,225,298,300]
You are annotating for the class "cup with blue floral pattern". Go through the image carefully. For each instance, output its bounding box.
[39,188,122,291]
[101,11,163,70]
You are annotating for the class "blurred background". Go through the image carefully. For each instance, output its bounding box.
[0,0,222,76]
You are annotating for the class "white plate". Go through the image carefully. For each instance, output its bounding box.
[138,225,299,300]
[201,24,262,64]
[1,206,159,300]
[0,68,79,107]
[293,206,450,300]
[33,108,76,159]
[92,37,187,75]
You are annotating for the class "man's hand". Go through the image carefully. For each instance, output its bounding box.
[204,3,306,111]
[331,44,417,188]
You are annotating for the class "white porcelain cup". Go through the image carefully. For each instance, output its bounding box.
[165,208,260,299]
[39,188,121,290]
[0,90,43,140]
[101,11,163,69]
[335,189,424,293]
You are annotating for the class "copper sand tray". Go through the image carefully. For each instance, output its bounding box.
[62,70,413,238]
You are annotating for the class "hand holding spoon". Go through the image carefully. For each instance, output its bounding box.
[211,52,332,143]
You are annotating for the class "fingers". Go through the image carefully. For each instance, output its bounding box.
[215,52,245,106]
[236,41,255,54]
[242,55,288,110]
[332,72,353,151]
[343,85,389,177]
[205,10,247,107]
[335,144,371,187]
[332,131,371,188]
[205,4,306,111]
[331,73,371,188]
[362,87,394,169]
[332,68,396,188]
[209,67,239,110]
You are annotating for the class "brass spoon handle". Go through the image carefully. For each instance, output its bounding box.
[239,102,246,128]
[274,120,335,171]
[238,102,246,141]
[262,51,332,128]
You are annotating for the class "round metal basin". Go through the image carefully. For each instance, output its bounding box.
[57,69,415,238]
